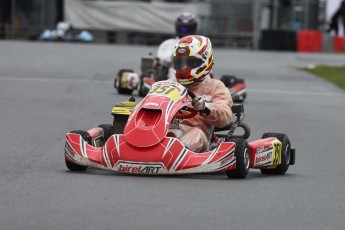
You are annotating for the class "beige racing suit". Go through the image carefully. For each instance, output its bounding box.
[179,75,233,152]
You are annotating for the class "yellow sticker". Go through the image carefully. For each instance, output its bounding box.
[120,73,127,88]
[148,85,181,101]
[271,139,282,166]
[111,101,137,115]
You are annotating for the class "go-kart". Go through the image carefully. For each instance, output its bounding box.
[220,75,247,103]
[65,80,294,178]
[114,54,247,102]
[40,22,93,43]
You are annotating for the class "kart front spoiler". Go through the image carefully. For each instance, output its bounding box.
[65,133,237,175]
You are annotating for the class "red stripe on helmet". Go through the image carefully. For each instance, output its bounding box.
[197,37,208,55]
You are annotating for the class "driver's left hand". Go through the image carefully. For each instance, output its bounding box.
[192,96,212,116]
[192,96,206,110]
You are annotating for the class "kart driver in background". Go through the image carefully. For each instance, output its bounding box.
[156,12,198,79]
[172,35,233,152]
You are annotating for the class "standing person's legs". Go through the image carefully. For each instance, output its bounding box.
[55,0,64,24]
[0,0,11,39]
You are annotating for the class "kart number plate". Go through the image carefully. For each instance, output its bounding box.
[149,85,181,101]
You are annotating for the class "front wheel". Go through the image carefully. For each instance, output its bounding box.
[260,133,291,175]
[225,138,250,179]
[65,130,89,171]
[220,75,238,88]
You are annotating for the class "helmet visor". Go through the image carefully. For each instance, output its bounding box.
[172,57,203,70]
[177,25,195,36]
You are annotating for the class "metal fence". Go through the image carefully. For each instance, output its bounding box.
[0,0,325,48]
[0,0,58,40]
[199,0,255,48]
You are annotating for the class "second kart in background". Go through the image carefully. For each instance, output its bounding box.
[114,54,247,103]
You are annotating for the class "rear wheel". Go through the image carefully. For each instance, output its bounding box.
[112,114,129,134]
[115,69,134,95]
[138,72,151,97]
[225,138,250,179]
[260,133,291,175]
[220,75,238,88]
[65,130,89,171]
[98,124,115,141]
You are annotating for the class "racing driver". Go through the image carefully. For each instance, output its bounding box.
[172,35,233,152]
[156,12,198,79]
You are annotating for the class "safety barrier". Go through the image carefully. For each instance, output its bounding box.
[297,30,322,52]
[333,36,345,53]
[261,29,345,53]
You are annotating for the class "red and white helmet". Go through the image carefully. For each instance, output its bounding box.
[172,35,214,86]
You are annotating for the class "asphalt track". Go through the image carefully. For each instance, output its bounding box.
[0,41,344,230]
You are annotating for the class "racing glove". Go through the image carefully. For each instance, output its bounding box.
[192,96,211,116]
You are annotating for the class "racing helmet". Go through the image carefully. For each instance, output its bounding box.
[175,12,198,38]
[172,35,214,86]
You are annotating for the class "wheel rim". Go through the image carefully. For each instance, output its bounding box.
[284,144,291,164]
[244,148,250,169]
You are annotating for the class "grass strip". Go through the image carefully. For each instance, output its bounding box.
[298,65,345,91]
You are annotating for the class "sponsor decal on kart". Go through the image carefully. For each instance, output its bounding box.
[112,101,137,115]
[253,139,282,167]
[115,161,167,174]
[253,145,273,167]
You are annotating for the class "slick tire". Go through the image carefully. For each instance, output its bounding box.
[116,69,134,95]
[232,93,246,103]
[138,72,150,97]
[65,130,89,171]
[225,138,250,179]
[98,124,115,141]
[260,133,291,175]
[220,75,238,88]
[112,114,129,134]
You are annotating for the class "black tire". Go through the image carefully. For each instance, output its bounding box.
[153,65,169,82]
[138,72,150,97]
[242,92,247,100]
[260,133,291,175]
[220,75,238,88]
[225,138,250,179]
[116,69,134,95]
[232,94,246,103]
[65,130,89,171]
[112,114,129,134]
[98,124,115,141]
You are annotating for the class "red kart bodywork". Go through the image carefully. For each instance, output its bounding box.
[65,133,236,174]
[65,80,294,176]
[65,133,283,175]
[230,81,247,101]
[66,81,237,174]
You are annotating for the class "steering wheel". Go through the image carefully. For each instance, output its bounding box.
[175,106,198,119]
[174,90,198,119]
